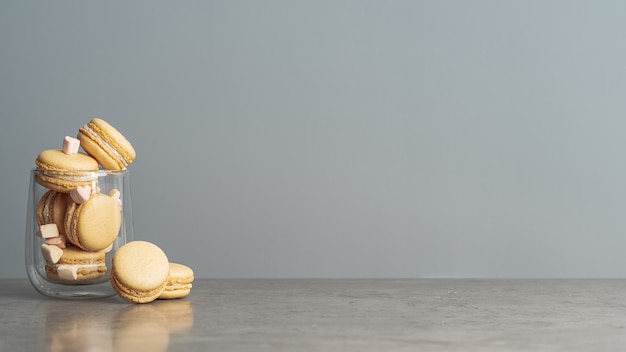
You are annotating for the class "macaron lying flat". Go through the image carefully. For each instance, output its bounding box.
[158,263,194,300]
[77,118,136,170]
[45,246,107,282]
[37,190,70,234]
[65,193,121,252]
[35,149,99,192]
[111,241,170,304]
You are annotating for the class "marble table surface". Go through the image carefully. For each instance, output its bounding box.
[2,278,626,351]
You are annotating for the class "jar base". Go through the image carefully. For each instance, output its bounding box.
[27,268,116,299]
[31,283,116,299]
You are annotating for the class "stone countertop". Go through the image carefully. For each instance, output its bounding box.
[2,278,626,351]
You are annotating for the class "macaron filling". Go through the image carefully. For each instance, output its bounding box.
[164,282,193,293]
[79,124,130,167]
[46,262,107,281]
[41,193,55,223]
[65,209,79,247]
[36,169,98,182]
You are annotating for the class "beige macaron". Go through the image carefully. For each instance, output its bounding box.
[110,241,170,304]
[65,192,121,252]
[45,246,107,282]
[158,263,194,300]
[35,149,99,193]
[77,118,136,170]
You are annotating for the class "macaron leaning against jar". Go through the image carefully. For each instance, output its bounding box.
[110,241,170,304]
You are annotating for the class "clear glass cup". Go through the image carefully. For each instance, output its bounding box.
[25,168,133,299]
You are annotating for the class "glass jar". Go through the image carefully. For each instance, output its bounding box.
[25,168,133,298]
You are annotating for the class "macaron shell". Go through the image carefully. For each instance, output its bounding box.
[158,263,194,300]
[111,273,167,304]
[65,193,121,251]
[36,149,99,171]
[37,190,70,233]
[77,118,135,170]
[111,241,170,303]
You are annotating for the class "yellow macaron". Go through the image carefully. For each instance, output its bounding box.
[44,246,107,282]
[111,241,170,304]
[65,193,121,252]
[158,263,194,300]
[77,118,136,170]
[35,149,99,193]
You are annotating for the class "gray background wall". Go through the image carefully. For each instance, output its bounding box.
[2,1,626,279]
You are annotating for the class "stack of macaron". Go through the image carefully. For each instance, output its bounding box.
[35,118,134,283]
[34,118,193,302]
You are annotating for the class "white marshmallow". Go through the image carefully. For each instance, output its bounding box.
[41,244,63,264]
[37,224,59,239]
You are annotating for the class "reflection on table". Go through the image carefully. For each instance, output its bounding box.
[40,299,194,352]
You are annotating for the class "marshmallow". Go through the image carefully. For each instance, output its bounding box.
[57,266,78,281]
[108,189,120,200]
[109,189,122,207]
[41,244,63,264]
[45,234,68,249]
[37,224,59,239]
[70,186,91,204]
[62,136,81,155]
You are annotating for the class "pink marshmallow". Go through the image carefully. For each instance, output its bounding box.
[70,185,91,204]
[108,189,120,200]
[45,234,68,249]
[62,136,81,154]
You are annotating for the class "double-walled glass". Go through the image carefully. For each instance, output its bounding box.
[25,168,133,298]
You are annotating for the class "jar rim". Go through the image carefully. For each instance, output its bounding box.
[31,167,129,176]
